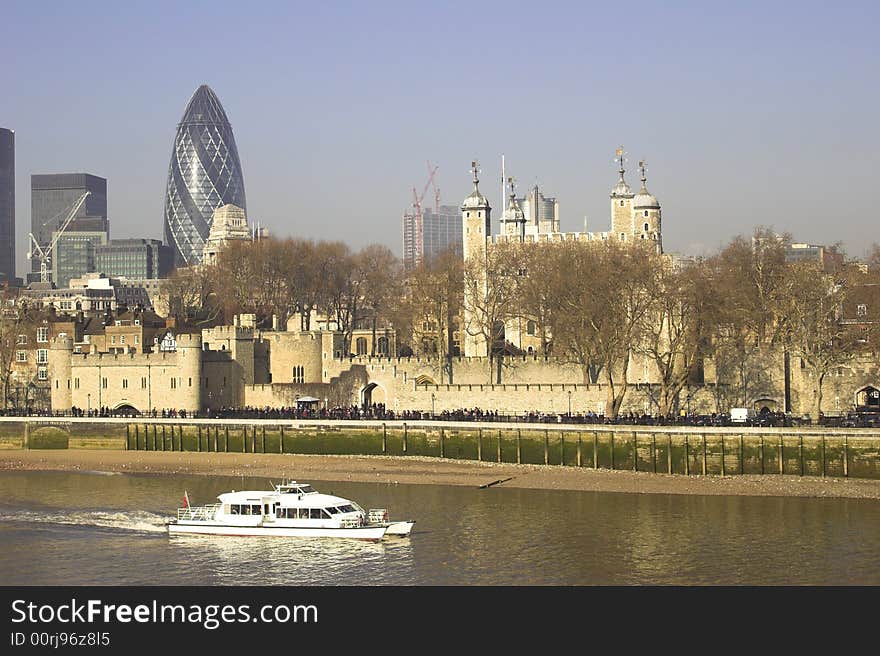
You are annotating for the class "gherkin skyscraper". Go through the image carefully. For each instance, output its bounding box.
[163,84,246,267]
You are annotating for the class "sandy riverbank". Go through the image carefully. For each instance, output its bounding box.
[2,449,880,499]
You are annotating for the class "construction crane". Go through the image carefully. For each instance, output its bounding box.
[27,191,91,284]
[409,162,439,265]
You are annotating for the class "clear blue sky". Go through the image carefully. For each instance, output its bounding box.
[2,0,878,275]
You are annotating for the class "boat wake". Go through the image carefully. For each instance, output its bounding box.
[0,508,168,534]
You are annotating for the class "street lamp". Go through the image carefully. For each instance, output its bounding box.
[87,393,91,416]
[431,393,435,418]
[567,390,572,416]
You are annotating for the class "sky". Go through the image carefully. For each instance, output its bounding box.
[2,1,879,276]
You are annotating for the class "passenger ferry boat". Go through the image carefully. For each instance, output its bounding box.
[166,481,415,541]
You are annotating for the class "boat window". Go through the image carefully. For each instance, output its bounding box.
[321,509,332,518]
[309,509,322,519]
[300,485,316,494]
[230,505,239,515]
[338,504,356,513]
[251,504,261,515]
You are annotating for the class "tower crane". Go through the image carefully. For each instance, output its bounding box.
[27,191,91,284]
[410,162,439,264]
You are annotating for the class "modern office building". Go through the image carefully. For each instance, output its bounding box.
[0,129,14,283]
[402,204,462,269]
[163,84,247,267]
[95,239,173,280]
[30,173,108,280]
[52,231,108,288]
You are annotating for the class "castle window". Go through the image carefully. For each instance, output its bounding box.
[620,233,626,241]
[857,304,867,317]
[122,379,128,389]
[142,377,147,389]
[171,378,177,389]
[16,351,26,363]
[37,327,48,343]
[120,335,125,344]
[467,212,470,218]
[644,211,649,217]
[644,223,649,231]
[356,337,367,355]
[16,334,26,345]
[74,378,80,389]
[526,320,536,336]
[111,335,116,344]
[293,366,304,384]
[620,200,624,206]
[36,349,48,364]
[377,336,389,356]
[102,377,108,389]
[188,377,192,387]
[38,368,47,381]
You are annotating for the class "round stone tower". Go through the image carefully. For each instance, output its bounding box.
[49,334,74,411]
[632,160,662,253]
[175,333,203,412]
[610,147,635,241]
[461,160,491,357]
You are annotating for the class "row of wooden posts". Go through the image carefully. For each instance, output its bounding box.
[125,423,857,479]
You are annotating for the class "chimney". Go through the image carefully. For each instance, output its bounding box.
[272,314,279,331]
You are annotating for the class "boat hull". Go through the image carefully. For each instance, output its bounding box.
[383,521,415,537]
[167,522,388,541]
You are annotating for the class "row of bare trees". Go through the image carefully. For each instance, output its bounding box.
[161,229,876,420]
[462,229,870,420]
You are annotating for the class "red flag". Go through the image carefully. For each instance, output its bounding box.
[183,491,190,508]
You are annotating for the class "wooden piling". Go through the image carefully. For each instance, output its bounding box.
[135,424,140,450]
[701,434,707,476]
[403,423,408,455]
[760,435,765,475]
[497,430,502,463]
[225,426,229,453]
[577,434,582,467]
[544,430,549,465]
[799,434,804,476]
[778,435,784,475]
[382,424,387,454]
[242,427,246,453]
[561,432,565,467]
[153,425,157,451]
[280,426,284,453]
[720,435,725,477]
[162,425,166,451]
[633,432,638,472]
[440,427,445,459]
[843,435,849,478]
[821,434,826,478]
[126,424,130,450]
[197,425,202,452]
[262,426,266,453]
[652,433,657,474]
[684,435,689,475]
[517,429,522,464]
[593,431,598,469]
[610,433,615,471]
[740,434,745,475]
[477,428,482,461]
[667,434,672,474]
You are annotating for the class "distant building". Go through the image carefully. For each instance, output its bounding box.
[402,204,462,269]
[163,85,247,267]
[30,173,108,281]
[52,231,108,288]
[0,128,14,282]
[201,204,250,265]
[515,184,559,236]
[95,239,173,280]
[785,242,844,272]
[21,273,151,314]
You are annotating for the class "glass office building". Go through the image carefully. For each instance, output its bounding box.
[163,85,247,266]
[0,128,13,282]
[95,239,173,280]
[30,173,108,278]
[52,231,108,288]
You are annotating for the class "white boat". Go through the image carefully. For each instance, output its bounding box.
[166,481,415,541]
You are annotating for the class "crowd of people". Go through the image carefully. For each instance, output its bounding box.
[3,404,875,428]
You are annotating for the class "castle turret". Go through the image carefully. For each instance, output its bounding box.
[632,159,662,253]
[49,334,74,411]
[176,332,203,412]
[610,146,635,241]
[461,160,491,357]
[499,177,525,241]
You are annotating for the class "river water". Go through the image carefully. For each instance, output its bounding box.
[0,470,878,585]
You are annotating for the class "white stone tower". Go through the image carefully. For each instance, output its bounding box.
[632,160,662,253]
[610,146,635,241]
[499,177,525,241]
[461,161,491,357]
